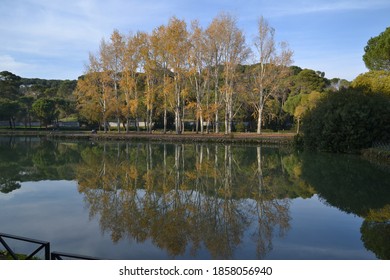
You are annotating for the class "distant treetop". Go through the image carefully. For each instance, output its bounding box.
[363,27,390,71]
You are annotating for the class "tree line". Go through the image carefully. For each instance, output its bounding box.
[4,16,388,137]
[301,26,390,152]
[0,14,350,133]
[0,71,77,128]
[75,14,344,134]
[0,62,341,132]
[75,16,390,140]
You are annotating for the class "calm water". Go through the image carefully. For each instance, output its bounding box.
[0,136,389,260]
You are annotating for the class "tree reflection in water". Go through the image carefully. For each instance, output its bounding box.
[299,151,390,260]
[76,143,292,259]
[1,137,388,259]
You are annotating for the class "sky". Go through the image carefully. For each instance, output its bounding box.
[0,0,389,81]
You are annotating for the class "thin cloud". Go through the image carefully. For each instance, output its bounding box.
[1,0,389,79]
[1,1,101,53]
[265,0,390,17]
[0,55,36,74]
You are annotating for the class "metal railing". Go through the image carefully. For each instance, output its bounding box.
[0,232,50,260]
[0,232,98,260]
[51,251,99,260]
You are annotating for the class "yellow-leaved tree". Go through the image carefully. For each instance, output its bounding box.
[251,16,293,134]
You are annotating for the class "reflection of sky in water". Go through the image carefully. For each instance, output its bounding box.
[0,181,376,259]
[264,196,376,260]
[0,181,169,259]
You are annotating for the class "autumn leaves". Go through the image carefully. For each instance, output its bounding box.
[76,14,292,134]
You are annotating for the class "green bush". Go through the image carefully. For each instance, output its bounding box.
[302,88,390,153]
[293,133,304,150]
[235,122,246,132]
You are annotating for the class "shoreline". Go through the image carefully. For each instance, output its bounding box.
[361,147,390,166]
[0,130,295,144]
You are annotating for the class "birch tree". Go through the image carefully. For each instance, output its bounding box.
[205,17,224,133]
[151,24,173,133]
[121,32,143,132]
[101,30,125,132]
[139,32,158,133]
[218,14,250,134]
[188,20,210,134]
[252,17,293,134]
[165,17,190,134]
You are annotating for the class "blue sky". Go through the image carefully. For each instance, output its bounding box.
[0,0,389,81]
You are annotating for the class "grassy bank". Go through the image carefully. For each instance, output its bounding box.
[0,250,40,260]
[0,130,295,145]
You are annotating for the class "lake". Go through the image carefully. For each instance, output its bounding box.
[0,136,389,260]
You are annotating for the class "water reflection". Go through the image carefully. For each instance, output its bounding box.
[1,137,389,259]
[361,220,390,260]
[299,152,390,260]
[76,143,293,259]
[0,136,81,191]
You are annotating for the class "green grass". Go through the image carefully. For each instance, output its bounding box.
[0,250,40,260]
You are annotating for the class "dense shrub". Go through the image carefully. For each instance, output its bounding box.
[302,88,390,153]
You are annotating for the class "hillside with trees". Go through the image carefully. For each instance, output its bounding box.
[1,14,343,133]
[1,60,339,133]
[0,71,77,129]
[11,14,390,143]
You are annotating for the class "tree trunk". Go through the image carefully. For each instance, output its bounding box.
[173,72,182,135]
[175,108,181,134]
[126,117,130,133]
[196,115,199,133]
[200,113,204,134]
[215,106,219,133]
[257,91,264,134]
[181,98,185,133]
[114,79,120,133]
[225,107,229,134]
[135,117,139,132]
[163,107,167,134]
[257,106,263,134]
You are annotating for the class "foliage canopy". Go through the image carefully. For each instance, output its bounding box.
[32,98,59,127]
[302,88,390,152]
[363,27,390,71]
[351,70,390,96]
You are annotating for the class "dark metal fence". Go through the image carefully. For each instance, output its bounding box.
[0,232,50,260]
[0,232,98,260]
[51,251,99,260]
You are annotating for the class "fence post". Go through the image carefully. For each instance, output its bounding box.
[45,242,51,260]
